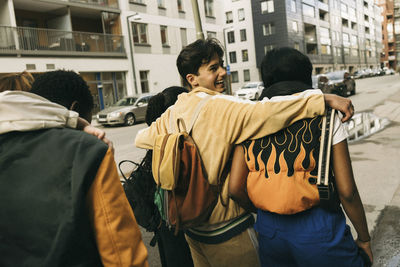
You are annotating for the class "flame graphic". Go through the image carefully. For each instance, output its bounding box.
[244,117,322,214]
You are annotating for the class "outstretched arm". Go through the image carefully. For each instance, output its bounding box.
[332,140,373,264]
[228,145,257,213]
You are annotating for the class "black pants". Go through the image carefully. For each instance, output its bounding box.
[157,222,194,267]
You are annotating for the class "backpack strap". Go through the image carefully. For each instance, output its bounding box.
[169,95,212,134]
[317,107,335,195]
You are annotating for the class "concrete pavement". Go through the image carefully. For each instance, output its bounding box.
[349,87,400,266]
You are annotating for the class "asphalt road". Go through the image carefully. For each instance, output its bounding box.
[97,74,400,267]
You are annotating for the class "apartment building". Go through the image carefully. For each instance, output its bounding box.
[0,0,131,113]
[125,0,224,95]
[222,0,259,93]
[251,0,383,74]
[378,0,398,69]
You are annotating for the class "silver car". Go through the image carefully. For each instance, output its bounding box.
[96,94,153,126]
[234,82,264,100]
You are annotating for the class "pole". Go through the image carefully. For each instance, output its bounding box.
[127,14,138,95]
[191,0,205,40]
[223,28,232,95]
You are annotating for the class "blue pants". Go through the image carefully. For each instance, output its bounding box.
[255,207,365,267]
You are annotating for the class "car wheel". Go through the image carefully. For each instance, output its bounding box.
[124,113,135,126]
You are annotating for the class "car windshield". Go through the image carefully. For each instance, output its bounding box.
[326,72,344,80]
[113,97,137,106]
[242,82,261,89]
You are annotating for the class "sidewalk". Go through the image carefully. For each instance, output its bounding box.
[349,89,400,266]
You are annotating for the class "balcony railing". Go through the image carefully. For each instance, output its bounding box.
[69,0,118,9]
[0,26,125,57]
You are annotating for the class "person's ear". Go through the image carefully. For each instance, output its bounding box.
[70,100,80,113]
[186,74,198,88]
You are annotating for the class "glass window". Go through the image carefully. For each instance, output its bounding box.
[204,0,214,17]
[139,70,149,93]
[132,22,148,44]
[263,23,275,36]
[227,31,235,43]
[238,8,245,21]
[294,42,300,50]
[291,0,296,12]
[349,7,355,18]
[243,69,250,82]
[177,0,183,11]
[226,11,233,23]
[180,28,187,46]
[341,3,347,13]
[261,0,274,14]
[351,35,358,48]
[351,48,358,57]
[231,71,239,83]
[242,49,248,61]
[229,51,237,63]
[343,47,350,55]
[240,29,247,41]
[292,21,298,32]
[321,44,331,55]
[157,0,164,8]
[302,4,314,17]
[264,44,275,54]
[160,25,168,46]
[320,27,331,45]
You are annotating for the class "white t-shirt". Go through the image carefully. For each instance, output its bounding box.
[332,111,349,145]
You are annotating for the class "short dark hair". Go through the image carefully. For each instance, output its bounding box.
[145,86,188,126]
[176,38,224,87]
[31,70,93,117]
[261,47,313,89]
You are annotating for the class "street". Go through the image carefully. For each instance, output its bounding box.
[98,75,400,267]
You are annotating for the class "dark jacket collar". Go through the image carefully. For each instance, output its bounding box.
[260,81,311,99]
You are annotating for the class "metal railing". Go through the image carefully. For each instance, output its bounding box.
[0,26,125,56]
[69,0,118,9]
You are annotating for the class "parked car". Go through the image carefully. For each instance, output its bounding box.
[352,70,366,79]
[312,74,334,93]
[96,94,153,126]
[234,82,264,100]
[325,70,356,97]
[383,67,395,75]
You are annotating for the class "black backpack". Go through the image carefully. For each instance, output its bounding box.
[119,151,161,236]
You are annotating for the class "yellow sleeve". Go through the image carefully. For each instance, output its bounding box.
[205,89,325,144]
[86,148,149,267]
[135,108,170,149]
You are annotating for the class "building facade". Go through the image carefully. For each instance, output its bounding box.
[378,0,398,70]
[222,0,259,93]
[251,0,383,74]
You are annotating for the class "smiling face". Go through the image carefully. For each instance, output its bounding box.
[186,54,227,93]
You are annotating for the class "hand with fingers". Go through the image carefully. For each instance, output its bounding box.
[324,94,354,122]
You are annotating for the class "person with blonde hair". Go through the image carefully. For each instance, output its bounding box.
[0,71,34,92]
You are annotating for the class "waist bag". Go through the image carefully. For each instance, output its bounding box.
[317,107,341,212]
[152,96,218,234]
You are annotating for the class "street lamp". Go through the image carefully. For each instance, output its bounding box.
[190,0,205,40]
[223,26,234,95]
[126,12,142,95]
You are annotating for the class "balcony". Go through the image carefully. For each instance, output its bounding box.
[0,26,125,57]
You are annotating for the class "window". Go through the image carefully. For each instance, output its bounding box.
[342,32,349,46]
[292,21,298,32]
[242,49,248,61]
[261,0,274,14]
[351,35,358,48]
[204,0,214,17]
[264,44,275,54]
[302,4,314,17]
[231,71,239,83]
[226,11,233,23]
[291,0,296,12]
[320,27,331,45]
[263,23,275,36]
[240,29,247,41]
[132,22,148,44]
[351,48,358,57]
[365,27,370,34]
[207,31,216,38]
[157,0,164,8]
[160,25,168,46]
[349,7,355,18]
[341,3,347,14]
[335,47,341,57]
[344,47,350,56]
[180,28,187,46]
[238,8,245,21]
[321,45,331,55]
[227,31,235,43]
[294,42,300,50]
[131,0,144,3]
[243,69,250,82]
[177,0,183,11]
[229,51,237,63]
[139,71,149,93]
